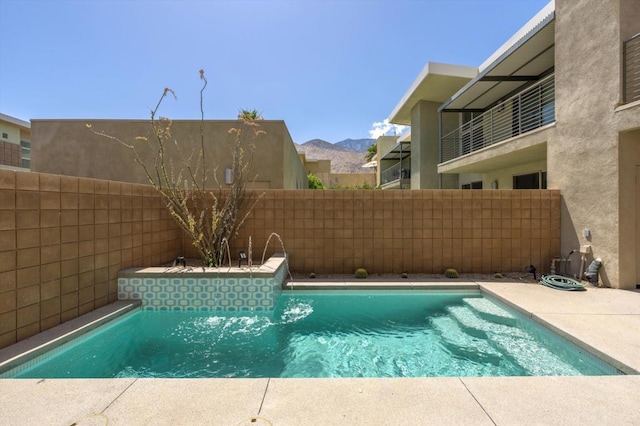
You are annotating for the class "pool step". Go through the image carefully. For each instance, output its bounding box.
[429,316,504,365]
[446,305,581,376]
[447,306,529,340]
[487,331,581,376]
[462,298,518,326]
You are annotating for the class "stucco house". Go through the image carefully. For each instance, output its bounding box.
[382,0,640,289]
[0,113,31,170]
[301,153,376,188]
[30,119,308,190]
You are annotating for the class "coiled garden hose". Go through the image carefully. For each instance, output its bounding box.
[539,274,586,291]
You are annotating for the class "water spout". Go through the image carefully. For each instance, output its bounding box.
[261,232,293,283]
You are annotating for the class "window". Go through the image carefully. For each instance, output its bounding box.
[513,172,547,189]
[1,133,7,139]
[20,140,31,169]
[461,181,483,189]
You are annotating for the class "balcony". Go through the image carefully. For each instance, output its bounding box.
[624,33,640,104]
[379,140,411,189]
[381,162,410,184]
[441,74,555,162]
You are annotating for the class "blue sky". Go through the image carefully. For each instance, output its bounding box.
[0,0,549,144]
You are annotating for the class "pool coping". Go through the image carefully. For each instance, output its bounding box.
[1,280,639,425]
[118,254,288,279]
[478,285,636,375]
[283,281,480,290]
[0,300,141,374]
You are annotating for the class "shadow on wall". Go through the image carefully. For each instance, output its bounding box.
[560,196,608,285]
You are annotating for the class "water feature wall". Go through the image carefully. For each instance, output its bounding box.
[117,255,287,311]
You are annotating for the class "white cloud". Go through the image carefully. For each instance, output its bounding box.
[368,119,407,139]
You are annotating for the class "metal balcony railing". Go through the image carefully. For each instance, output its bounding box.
[441,74,555,162]
[381,162,410,185]
[624,33,640,104]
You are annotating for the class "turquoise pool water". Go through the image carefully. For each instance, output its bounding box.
[6,291,616,378]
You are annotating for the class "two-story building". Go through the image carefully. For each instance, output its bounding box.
[383,0,640,289]
[30,119,308,190]
[0,113,31,170]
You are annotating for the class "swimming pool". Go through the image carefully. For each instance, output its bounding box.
[3,290,616,378]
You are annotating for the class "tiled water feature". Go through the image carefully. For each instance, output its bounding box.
[117,255,288,311]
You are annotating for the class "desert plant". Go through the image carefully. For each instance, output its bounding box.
[444,268,459,278]
[238,109,263,120]
[355,268,368,279]
[88,70,264,267]
[494,273,504,279]
[401,272,408,279]
[309,272,316,279]
[308,173,326,189]
[364,143,377,162]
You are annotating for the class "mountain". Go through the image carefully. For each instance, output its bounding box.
[299,139,352,152]
[296,139,373,174]
[335,138,376,153]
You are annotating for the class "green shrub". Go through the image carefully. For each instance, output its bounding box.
[308,173,325,189]
[401,272,408,279]
[354,268,368,279]
[494,273,503,279]
[444,268,459,279]
[309,272,316,279]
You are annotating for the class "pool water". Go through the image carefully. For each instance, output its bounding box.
[7,291,615,378]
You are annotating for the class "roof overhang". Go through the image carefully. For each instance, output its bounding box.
[440,1,556,112]
[0,113,31,129]
[389,62,477,125]
[380,141,411,161]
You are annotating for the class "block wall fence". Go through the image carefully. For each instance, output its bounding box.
[0,170,561,350]
[0,170,182,350]
[191,189,561,276]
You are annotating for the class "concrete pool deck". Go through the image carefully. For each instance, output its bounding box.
[1,280,639,425]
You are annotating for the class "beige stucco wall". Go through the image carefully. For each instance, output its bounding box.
[327,173,375,188]
[302,158,373,189]
[410,101,458,189]
[618,129,640,287]
[551,0,640,288]
[482,160,547,190]
[458,173,483,188]
[282,125,308,189]
[303,159,331,187]
[31,120,307,190]
[0,123,21,146]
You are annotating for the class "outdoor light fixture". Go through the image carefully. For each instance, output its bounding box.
[238,250,247,268]
[225,168,233,184]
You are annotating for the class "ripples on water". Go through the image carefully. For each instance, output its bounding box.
[13,293,612,378]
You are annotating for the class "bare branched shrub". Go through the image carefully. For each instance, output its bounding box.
[88,70,264,266]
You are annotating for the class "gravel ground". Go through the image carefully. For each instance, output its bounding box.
[290,271,540,283]
[163,258,541,283]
